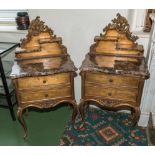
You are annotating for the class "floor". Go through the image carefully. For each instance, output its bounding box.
[0,105,72,146]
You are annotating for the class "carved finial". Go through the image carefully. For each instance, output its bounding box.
[20,16,54,48]
[103,13,139,42]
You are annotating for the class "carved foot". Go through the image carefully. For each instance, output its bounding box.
[66,100,78,127]
[132,107,140,127]
[79,99,86,122]
[71,101,78,125]
[17,107,28,139]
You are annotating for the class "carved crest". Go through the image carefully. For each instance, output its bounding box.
[102,13,138,42]
[20,16,54,48]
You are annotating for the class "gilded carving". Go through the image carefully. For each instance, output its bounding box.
[20,16,54,48]
[102,13,138,42]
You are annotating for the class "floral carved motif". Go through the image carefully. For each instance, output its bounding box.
[38,100,57,108]
[20,16,55,48]
[88,98,123,108]
[97,99,120,107]
[102,13,139,42]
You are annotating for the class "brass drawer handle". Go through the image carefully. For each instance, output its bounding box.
[109,79,113,83]
[108,92,112,96]
[45,94,49,97]
[43,80,47,84]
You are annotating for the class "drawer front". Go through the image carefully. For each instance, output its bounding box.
[19,85,71,103]
[84,84,137,103]
[85,72,139,88]
[17,73,70,89]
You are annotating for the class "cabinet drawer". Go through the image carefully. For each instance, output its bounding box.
[17,73,70,89]
[19,85,71,103]
[85,72,139,88]
[84,84,137,103]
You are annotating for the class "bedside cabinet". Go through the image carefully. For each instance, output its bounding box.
[79,13,149,125]
[10,17,77,138]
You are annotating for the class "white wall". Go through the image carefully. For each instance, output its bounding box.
[28,9,128,102]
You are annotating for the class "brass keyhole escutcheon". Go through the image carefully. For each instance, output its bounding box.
[43,80,46,84]
[45,94,48,97]
[108,92,112,96]
[109,79,113,83]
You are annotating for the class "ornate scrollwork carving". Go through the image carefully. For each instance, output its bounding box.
[96,98,120,107]
[20,16,55,48]
[18,99,77,138]
[80,98,135,109]
[102,13,138,42]
[79,98,140,125]
[84,98,124,108]
[21,99,77,110]
[38,100,57,108]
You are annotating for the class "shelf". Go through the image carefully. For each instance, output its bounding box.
[0,79,14,95]
[0,86,14,95]
[0,60,13,78]
[0,94,16,107]
[0,42,18,119]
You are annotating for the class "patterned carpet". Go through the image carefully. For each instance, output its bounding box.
[59,107,148,146]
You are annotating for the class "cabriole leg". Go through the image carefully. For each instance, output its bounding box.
[132,107,141,126]
[71,102,78,124]
[79,99,86,122]
[17,107,28,139]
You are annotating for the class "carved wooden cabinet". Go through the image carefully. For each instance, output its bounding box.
[79,13,149,125]
[10,17,77,138]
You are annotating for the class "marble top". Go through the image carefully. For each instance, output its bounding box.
[80,54,149,78]
[10,56,77,79]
